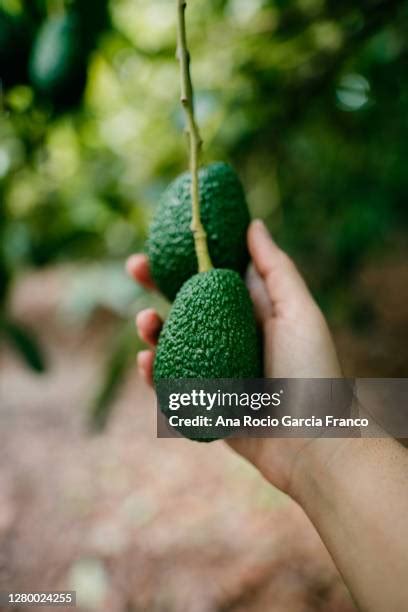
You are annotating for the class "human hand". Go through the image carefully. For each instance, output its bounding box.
[126,219,343,496]
[129,222,408,612]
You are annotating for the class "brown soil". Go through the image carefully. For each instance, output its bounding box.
[2,256,406,611]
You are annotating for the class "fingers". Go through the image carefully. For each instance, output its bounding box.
[126,254,160,387]
[137,350,155,386]
[136,308,163,387]
[246,264,274,323]
[136,308,163,347]
[126,254,156,290]
[248,220,315,316]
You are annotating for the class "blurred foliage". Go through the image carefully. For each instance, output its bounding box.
[0,0,408,422]
[1,316,46,371]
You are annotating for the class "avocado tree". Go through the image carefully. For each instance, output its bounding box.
[1,0,407,423]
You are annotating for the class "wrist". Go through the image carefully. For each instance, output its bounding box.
[288,437,355,504]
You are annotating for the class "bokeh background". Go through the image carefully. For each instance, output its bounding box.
[0,0,407,610]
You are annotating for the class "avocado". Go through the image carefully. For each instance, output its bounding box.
[154,269,261,379]
[154,268,261,441]
[147,162,251,301]
[29,12,87,110]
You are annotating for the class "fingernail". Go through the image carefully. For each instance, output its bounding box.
[135,309,148,328]
[126,253,145,275]
[252,219,277,245]
[125,259,133,276]
[136,307,154,321]
[125,254,138,276]
[252,219,270,237]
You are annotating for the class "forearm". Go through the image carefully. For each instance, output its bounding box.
[292,437,408,612]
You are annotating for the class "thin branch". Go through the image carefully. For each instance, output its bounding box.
[177,0,213,273]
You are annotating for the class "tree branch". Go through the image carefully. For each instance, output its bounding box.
[176,0,212,273]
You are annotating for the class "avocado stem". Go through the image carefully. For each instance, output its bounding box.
[176,0,213,273]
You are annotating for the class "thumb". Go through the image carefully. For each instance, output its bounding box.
[247,220,315,317]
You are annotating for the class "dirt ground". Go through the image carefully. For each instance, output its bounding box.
[0,257,406,611]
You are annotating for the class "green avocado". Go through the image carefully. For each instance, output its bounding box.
[154,268,261,379]
[154,269,261,441]
[147,162,251,301]
[29,12,87,109]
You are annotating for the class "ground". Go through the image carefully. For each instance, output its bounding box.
[0,256,406,611]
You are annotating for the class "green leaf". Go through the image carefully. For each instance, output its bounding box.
[89,323,141,432]
[2,319,46,373]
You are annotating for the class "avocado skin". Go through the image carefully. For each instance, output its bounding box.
[154,269,261,441]
[147,163,250,301]
[29,13,87,109]
[154,269,261,380]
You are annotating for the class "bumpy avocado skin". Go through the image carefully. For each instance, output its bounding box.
[154,269,261,442]
[147,163,250,301]
[154,269,261,380]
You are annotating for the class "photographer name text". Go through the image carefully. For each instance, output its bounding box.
[167,414,369,429]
